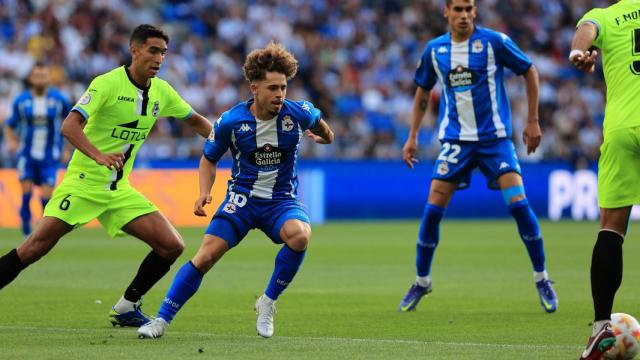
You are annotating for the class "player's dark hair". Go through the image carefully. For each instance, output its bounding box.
[446,0,475,5]
[130,24,169,46]
[242,42,298,82]
[25,61,47,88]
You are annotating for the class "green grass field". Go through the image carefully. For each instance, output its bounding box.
[1,220,639,359]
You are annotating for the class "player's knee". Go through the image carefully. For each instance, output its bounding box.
[17,232,56,264]
[156,235,185,260]
[282,221,311,251]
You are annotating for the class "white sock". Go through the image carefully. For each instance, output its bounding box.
[533,271,548,282]
[416,276,431,288]
[593,320,610,336]
[262,294,275,304]
[113,296,136,313]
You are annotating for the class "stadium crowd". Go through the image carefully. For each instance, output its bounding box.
[0,0,612,166]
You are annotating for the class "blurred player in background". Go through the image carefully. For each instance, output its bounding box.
[570,1,640,358]
[399,0,558,313]
[0,24,212,328]
[3,62,71,237]
[137,42,334,339]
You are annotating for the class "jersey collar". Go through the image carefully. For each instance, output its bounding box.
[123,65,151,91]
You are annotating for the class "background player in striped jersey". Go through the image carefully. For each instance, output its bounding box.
[0,24,213,328]
[137,42,334,339]
[3,62,71,237]
[398,0,558,313]
[570,1,640,358]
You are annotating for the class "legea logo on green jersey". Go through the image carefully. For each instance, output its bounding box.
[110,120,149,142]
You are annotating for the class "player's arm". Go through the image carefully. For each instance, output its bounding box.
[3,124,19,156]
[60,111,124,170]
[569,22,598,72]
[194,155,217,217]
[403,86,431,169]
[184,111,213,138]
[306,119,334,144]
[522,65,542,154]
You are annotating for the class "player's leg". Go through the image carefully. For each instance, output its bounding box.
[138,212,246,339]
[18,179,34,236]
[256,204,312,338]
[107,210,185,327]
[0,216,73,289]
[38,160,59,210]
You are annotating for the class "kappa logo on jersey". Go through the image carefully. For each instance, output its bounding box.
[282,115,294,131]
[448,65,477,90]
[437,46,448,54]
[152,100,160,117]
[301,102,311,113]
[499,162,510,170]
[250,143,287,167]
[437,160,449,175]
[78,93,91,105]
[238,123,252,132]
[110,119,150,142]
[472,39,484,53]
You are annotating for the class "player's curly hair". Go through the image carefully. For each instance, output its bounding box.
[242,42,298,82]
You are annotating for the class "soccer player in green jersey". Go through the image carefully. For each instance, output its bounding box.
[0,24,212,328]
[570,2,640,359]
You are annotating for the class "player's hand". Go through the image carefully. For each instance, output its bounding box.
[569,50,597,73]
[194,194,212,217]
[402,138,419,169]
[94,152,125,170]
[305,130,330,144]
[523,121,542,154]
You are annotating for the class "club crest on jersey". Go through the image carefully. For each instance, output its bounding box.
[207,128,215,142]
[78,93,91,105]
[223,203,236,214]
[152,101,160,117]
[472,40,484,53]
[437,160,449,175]
[282,115,294,131]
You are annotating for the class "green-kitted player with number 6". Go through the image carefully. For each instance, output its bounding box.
[570,2,640,359]
[0,24,212,328]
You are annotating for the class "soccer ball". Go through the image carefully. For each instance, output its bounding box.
[602,313,640,360]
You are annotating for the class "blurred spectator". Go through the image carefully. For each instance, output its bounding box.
[0,0,611,166]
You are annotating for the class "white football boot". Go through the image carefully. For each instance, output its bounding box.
[255,295,276,338]
[137,318,168,339]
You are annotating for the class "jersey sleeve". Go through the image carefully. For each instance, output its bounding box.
[414,43,438,90]
[5,98,20,129]
[159,82,193,121]
[202,113,233,162]
[72,76,110,120]
[577,8,605,49]
[295,100,321,130]
[493,33,533,75]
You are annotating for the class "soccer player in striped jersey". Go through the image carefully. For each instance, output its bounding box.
[398,0,558,313]
[3,62,71,236]
[0,24,213,328]
[570,1,640,358]
[137,42,334,339]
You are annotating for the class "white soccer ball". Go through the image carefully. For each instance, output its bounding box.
[603,313,640,360]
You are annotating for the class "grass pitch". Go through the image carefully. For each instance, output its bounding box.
[1,220,640,359]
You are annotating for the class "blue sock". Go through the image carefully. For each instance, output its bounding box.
[416,204,446,277]
[157,261,204,323]
[20,192,32,236]
[508,198,546,272]
[265,245,306,301]
[41,197,50,209]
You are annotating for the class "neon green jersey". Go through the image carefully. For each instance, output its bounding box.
[578,0,640,135]
[67,66,192,189]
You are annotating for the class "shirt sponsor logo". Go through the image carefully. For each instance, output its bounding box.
[447,65,477,90]
[250,143,287,168]
[110,120,149,142]
[117,95,135,102]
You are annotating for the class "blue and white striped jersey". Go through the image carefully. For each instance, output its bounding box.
[204,99,321,200]
[415,26,532,142]
[5,87,71,161]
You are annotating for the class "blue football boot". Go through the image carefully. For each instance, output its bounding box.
[399,283,432,312]
[109,300,153,327]
[536,279,558,313]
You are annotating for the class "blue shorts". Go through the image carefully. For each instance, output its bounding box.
[432,138,521,190]
[17,156,58,187]
[205,191,310,248]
